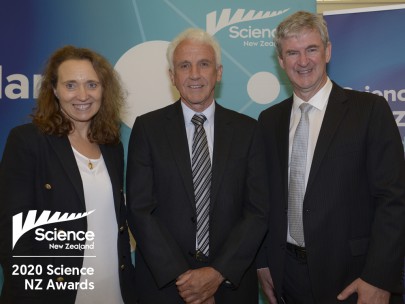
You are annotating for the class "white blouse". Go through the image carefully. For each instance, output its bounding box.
[72,147,124,304]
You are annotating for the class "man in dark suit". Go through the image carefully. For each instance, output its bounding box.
[126,28,269,304]
[256,11,405,304]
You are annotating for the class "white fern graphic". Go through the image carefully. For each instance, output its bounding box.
[12,210,95,249]
[207,8,290,35]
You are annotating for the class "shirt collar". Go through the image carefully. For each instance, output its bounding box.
[181,100,215,125]
[292,77,332,113]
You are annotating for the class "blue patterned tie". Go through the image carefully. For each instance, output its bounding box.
[288,103,312,246]
[191,114,211,256]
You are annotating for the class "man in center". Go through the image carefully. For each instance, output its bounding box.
[126,28,269,303]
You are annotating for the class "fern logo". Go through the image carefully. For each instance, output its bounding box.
[206,8,290,36]
[12,210,95,249]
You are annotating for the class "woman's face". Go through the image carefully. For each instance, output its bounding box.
[54,59,103,128]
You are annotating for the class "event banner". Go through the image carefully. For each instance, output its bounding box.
[324,5,405,299]
[324,4,405,151]
[0,0,315,158]
[0,0,316,299]
[114,0,315,157]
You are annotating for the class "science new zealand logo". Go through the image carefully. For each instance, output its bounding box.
[13,210,95,251]
[206,8,290,47]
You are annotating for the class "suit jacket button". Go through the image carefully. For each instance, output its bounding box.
[120,264,125,271]
[119,226,125,233]
[56,276,64,282]
[44,184,52,190]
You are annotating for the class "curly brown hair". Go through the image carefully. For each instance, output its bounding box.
[32,45,125,144]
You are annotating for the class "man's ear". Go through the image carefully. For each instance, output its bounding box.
[278,55,285,70]
[169,69,175,85]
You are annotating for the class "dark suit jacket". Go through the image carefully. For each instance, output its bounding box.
[126,101,269,304]
[0,123,136,304]
[257,82,405,303]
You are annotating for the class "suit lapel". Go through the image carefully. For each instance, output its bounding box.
[165,101,196,210]
[100,144,121,221]
[277,98,294,208]
[306,83,349,192]
[211,103,233,209]
[46,134,86,207]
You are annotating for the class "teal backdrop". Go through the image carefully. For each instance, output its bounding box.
[0,0,316,301]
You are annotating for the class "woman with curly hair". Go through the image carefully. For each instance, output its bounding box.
[0,45,136,304]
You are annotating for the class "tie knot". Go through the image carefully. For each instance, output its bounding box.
[192,114,207,127]
[299,102,312,114]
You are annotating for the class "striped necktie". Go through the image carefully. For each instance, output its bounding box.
[191,114,211,256]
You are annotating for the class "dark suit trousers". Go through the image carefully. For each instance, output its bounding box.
[282,245,316,304]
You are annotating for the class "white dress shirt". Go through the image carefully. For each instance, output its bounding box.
[181,100,215,163]
[287,78,333,246]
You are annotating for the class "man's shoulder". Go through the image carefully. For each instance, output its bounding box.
[136,102,179,124]
[216,103,256,125]
[331,81,386,105]
[343,87,384,101]
[259,98,291,119]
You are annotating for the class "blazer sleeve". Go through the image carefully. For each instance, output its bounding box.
[210,123,270,286]
[0,126,38,254]
[0,125,38,298]
[126,116,189,288]
[255,112,277,270]
[361,95,405,292]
